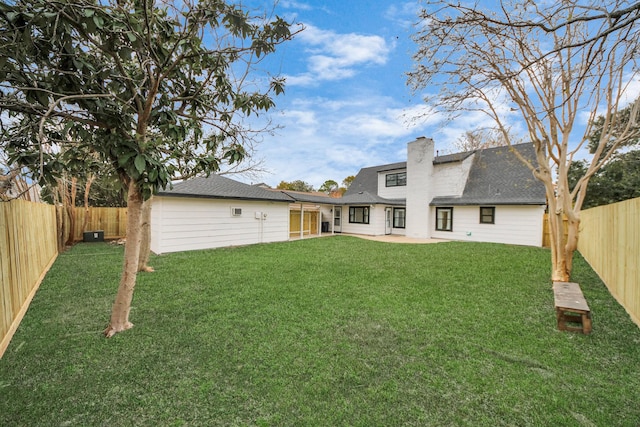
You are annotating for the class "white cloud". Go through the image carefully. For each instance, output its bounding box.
[384,2,421,28]
[279,1,313,11]
[249,94,436,188]
[248,89,537,188]
[285,25,391,86]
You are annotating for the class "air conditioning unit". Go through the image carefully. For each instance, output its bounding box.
[83,230,104,242]
[231,207,242,216]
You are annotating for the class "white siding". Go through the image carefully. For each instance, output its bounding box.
[340,204,387,236]
[320,205,333,231]
[432,155,474,197]
[377,168,407,199]
[430,205,546,246]
[150,197,289,254]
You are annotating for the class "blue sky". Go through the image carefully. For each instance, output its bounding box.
[235,1,640,190]
[238,0,442,188]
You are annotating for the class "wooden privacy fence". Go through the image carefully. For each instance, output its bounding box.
[1,200,58,358]
[578,197,640,327]
[542,213,568,248]
[70,206,127,241]
[1,202,127,358]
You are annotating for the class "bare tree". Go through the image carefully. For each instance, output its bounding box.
[452,128,517,153]
[409,0,640,281]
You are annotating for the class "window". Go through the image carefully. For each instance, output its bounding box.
[480,206,495,224]
[393,208,406,228]
[385,172,406,187]
[349,206,370,224]
[436,207,453,231]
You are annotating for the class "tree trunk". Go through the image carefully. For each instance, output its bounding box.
[82,175,94,232]
[137,197,154,272]
[548,207,579,282]
[56,180,70,252]
[549,210,570,282]
[564,214,580,278]
[65,177,77,246]
[104,181,144,337]
[55,205,65,253]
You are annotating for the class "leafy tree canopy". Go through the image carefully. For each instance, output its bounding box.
[0,0,296,198]
[342,175,355,189]
[569,150,640,209]
[276,180,314,192]
[318,179,338,194]
[0,0,298,337]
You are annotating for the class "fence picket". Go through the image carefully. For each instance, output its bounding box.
[0,200,58,358]
[578,198,640,327]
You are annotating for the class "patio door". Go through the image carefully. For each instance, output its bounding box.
[385,207,392,234]
[333,207,342,233]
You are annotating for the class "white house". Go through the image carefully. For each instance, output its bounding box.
[340,137,547,246]
[150,175,340,254]
[150,137,547,254]
[150,175,295,254]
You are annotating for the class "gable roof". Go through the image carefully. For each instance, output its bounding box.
[157,175,293,202]
[157,175,345,205]
[345,162,404,196]
[345,142,546,207]
[344,150,479,199]
[430,143,546,206]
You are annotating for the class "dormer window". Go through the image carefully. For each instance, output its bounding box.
[385,172,406,187]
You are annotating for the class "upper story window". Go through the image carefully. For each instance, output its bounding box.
[385,172,406,187]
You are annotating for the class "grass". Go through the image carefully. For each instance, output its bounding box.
[1,236,639,426]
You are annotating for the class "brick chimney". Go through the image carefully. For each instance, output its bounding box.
[405,137,435,238]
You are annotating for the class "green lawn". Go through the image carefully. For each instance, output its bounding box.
[1,237,639,426]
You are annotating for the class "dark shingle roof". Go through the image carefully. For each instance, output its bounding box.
[339,191,405,206]
[157,175,350,205]
[344,151,476,198]
[279,190,338,204]
[433,150,475,164]
[157,175,293,202]
[345,162,406,196]
[345,142,546,207]
[430,143,546,206]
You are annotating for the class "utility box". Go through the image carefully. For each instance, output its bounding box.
[83,230,104,242]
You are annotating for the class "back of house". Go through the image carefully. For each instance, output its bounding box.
[342,137,547,246]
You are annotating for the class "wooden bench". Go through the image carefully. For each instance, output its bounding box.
[553,281,592,334]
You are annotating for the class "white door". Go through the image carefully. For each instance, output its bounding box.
[385,207,392,234]
[334,207,342,233]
